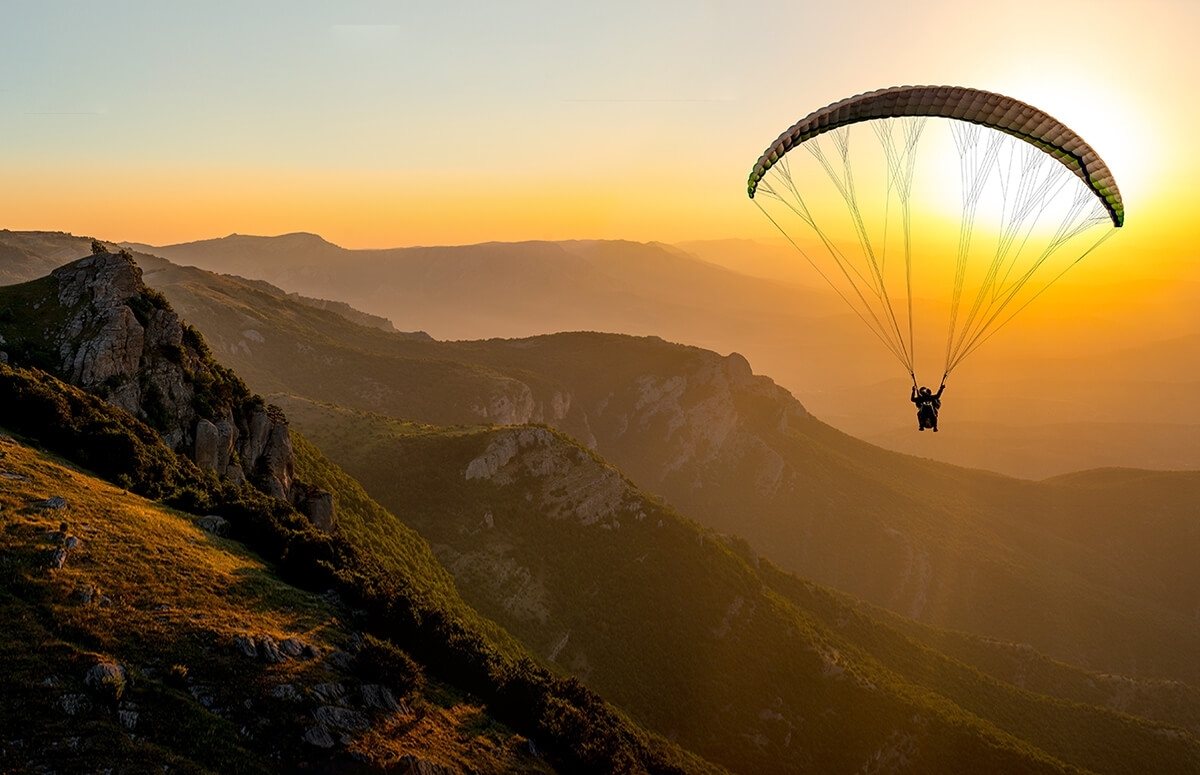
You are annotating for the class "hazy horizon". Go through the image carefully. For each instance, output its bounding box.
[87,228,1191,480]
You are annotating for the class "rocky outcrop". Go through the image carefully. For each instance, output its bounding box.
[470,378,537,425]
[52,253,197,448]
[471,380,573,427]
[575,349,808,497]
[26,252,336,532]
[466,427,638,528]
[295,488,336,533]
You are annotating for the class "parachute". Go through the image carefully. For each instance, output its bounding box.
[748,85,1123,386]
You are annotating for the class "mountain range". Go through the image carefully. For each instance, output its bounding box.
[100,238,1200,683]
[1,231,1199,773]
[123,231,1200,479]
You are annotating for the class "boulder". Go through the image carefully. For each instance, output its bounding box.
[296,488,336,533]
[233,634,257,658]
[312,705,369,731]
[303,724,335,748]
[259,635,286,664]
[360,684,401,712]
[74,583,97,605]
[84,661,127,700]
[194,419,221,471]
[197,515,228,536]
[311,682,347,704]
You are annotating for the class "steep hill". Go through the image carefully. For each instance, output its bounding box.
[0,429,548,773]
[0,255,727,775]
[276,395,1200,775]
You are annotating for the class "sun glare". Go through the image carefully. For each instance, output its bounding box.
[999,78,1153,215]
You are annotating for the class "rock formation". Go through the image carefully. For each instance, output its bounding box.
[15,251,336,532]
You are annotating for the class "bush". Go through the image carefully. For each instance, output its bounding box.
[165,664,189,690]
[356,634,424,698]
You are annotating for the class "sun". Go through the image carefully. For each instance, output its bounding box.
[997,78,1151,216]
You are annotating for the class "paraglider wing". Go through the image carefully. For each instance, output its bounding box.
[747,85,1124,227]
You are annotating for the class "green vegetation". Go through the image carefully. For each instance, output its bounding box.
[0,361,725,774]
[0,433,328,772]
[0,428,563,773]
[126,286,170,328]
[280,395,1200,775]
[0,274,67,371]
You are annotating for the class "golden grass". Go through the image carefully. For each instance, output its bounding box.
[0,430,563,773]
[0,432,340,658]
[349,701,551,774]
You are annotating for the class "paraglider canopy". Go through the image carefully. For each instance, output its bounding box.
[748,85,1123,227]
[747,85,1123,385]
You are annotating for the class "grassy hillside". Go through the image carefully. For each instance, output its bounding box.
[278,394,1200,775]
[0,428,553,773]
[0,356,726,775]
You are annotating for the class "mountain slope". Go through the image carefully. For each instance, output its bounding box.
[113,252,1200,684]
[0,255,729,775]
[5,236,1200,772]
[0,428,553,773]
[277,395,1200,775]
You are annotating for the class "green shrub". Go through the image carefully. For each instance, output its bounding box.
[356,633,424,698]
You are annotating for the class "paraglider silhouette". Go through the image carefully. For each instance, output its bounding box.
[911,383,945,432]
[748,86,1123,431]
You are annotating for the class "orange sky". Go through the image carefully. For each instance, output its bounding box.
[1,1,1196,280]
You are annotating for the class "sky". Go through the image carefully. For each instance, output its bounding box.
[1,0,1197,263]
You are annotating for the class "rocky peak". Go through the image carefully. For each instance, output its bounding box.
[52,252,197,448]
[5,250,335,532]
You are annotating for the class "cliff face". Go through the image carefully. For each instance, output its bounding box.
[6,251,333,530]
[576,350,808,490]
[52,252,202,452]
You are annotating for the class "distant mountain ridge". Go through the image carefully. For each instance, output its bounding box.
[125,233,847,348]
[124,230,1200,478]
